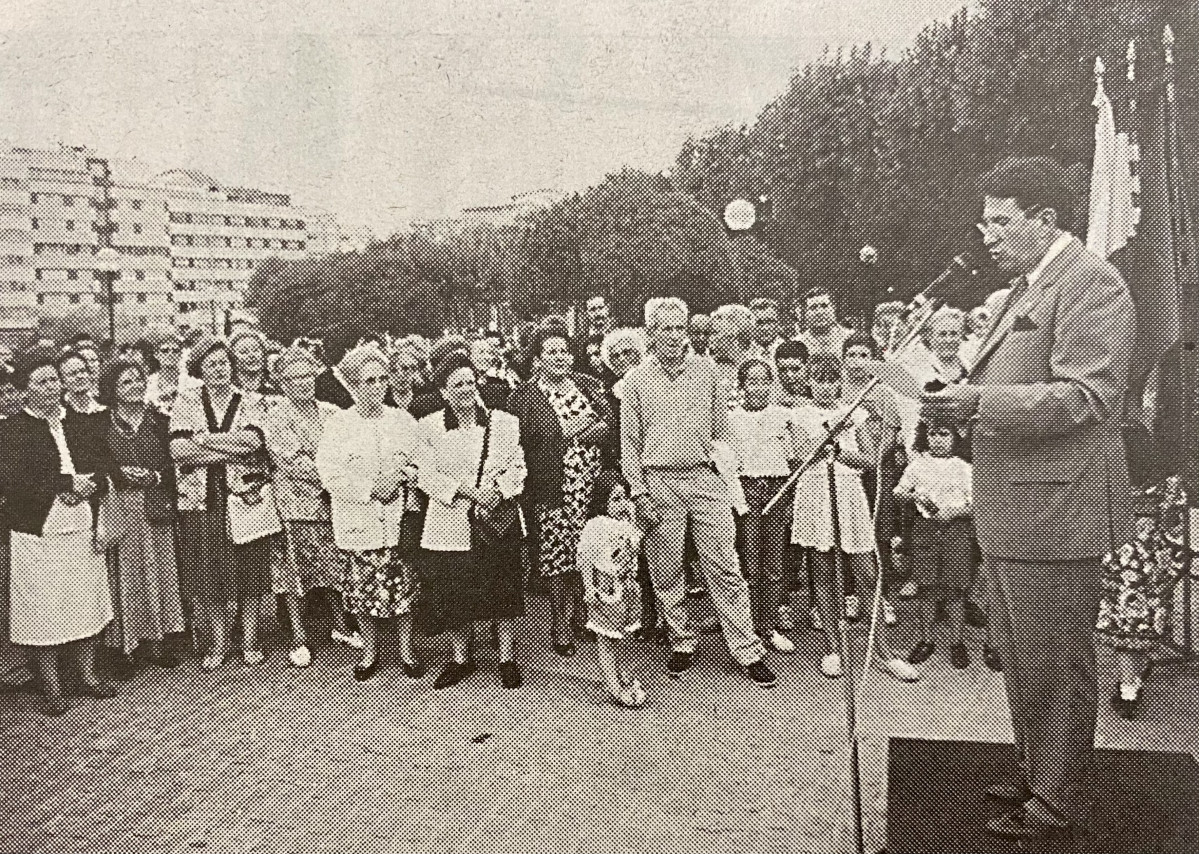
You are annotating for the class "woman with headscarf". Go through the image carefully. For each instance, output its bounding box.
[2,346,116,715]
[509,326,611,656]
[169,335,276,670]
[265,346,359,667]
[97,358,184,673]
[316,346,423,681]
[414,352,528,690]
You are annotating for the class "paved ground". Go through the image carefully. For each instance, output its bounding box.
[1,595,1197,854]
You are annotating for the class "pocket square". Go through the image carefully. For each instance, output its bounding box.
[1012,315,1039,332]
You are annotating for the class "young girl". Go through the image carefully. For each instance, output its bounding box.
[578,473,647,708]
[893,420,975,669]
[792,354,917,681]
[728,358,799,653]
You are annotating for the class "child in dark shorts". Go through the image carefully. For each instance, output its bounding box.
[894,420,975,669]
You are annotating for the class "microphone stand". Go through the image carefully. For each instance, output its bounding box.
[761,298,942,854]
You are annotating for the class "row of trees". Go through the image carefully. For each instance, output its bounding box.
[247,0,1198,341]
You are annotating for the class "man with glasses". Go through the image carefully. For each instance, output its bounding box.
[747,297,785,361]
[921,156,1134,843]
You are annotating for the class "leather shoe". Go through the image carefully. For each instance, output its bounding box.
[1111,688,1140,719]
[907,641,935,664]
[985,781,1030,804]
[433,660,476,690]
[499,661,522,689]
[982,645,1003,672]
[949,642,970,670]
[399,658,427,679]
[552,642,577,658]
[985,800,1074,842]
[353,657,381,682]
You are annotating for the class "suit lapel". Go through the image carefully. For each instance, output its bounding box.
[968,238,1083,378]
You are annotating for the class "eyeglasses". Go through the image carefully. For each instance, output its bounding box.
[361,375,389,386]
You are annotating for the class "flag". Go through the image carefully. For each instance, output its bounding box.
[1116,73,1191,394]
[1086,68,1138,259]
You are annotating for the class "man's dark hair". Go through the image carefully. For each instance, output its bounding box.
[774,339,809,363]
[842,332,878,359]
[978,156,1075,231]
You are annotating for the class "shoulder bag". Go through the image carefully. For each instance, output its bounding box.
[468,416,522,549]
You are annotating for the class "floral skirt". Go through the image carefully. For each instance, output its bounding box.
[537,444,602,578]
[339,546,418,618]
[272,521,343,595]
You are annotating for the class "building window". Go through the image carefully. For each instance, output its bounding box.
[67,270,77,280]
[63,196,74,207]
[34,270,41,281]
[133,224,142,234]
[185,235,194,246]
[224,237,232,248]
[29,192,38,202]
[137,293,146,303]
[69,294,80,304]
[36,294,44,305]
[298,241,305,251]
[31,218,38,230]
[65,220,74,230]
[136,271,145,281]
[132,200,142,211]
[111,293,123,304]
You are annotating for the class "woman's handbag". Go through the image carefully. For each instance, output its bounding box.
[397,486,427,556]
[468,417,521,549]
[226,482,284,545]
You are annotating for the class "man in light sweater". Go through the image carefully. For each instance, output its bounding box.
[621,296,777,688]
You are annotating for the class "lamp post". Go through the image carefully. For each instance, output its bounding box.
[856,245,879,333]
[94,246,120,345]
[86,156,117,345]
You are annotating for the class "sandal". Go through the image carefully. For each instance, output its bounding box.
[242,649,266,666]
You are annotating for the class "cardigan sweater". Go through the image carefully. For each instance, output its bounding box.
[0,410,112,535]
[508,372,613,506]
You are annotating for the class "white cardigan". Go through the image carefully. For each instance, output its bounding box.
[414,409,526,552]
[316,407,420,551]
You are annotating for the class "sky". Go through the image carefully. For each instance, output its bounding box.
[0,0,971,237]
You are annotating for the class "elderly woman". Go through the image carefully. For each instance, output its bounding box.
[97,358,185,674]
[169,335,276,670]
[265,346,359,668]
[316,346,423,681]
[509,327,612,655]
[414,352,527,690]
[3,346,116,715]
[59,348,105,416]
[145,331,199,416]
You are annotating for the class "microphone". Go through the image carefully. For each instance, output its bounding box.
[899,253,979,321]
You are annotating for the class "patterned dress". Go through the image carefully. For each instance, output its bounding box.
[1095,477,1189,652]
[536,380,603,578]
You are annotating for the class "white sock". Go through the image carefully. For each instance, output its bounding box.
[1120,678,1141,701]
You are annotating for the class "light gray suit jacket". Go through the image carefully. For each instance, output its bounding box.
[968,237,1135,561]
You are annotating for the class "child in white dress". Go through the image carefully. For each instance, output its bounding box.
[578,473,646,708]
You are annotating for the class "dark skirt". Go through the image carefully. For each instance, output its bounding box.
[416,544,523,635]
[177,504,274,602]
[909,516,975,597]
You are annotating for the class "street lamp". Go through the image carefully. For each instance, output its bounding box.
[94,246,120,344]
[857,245,880,333]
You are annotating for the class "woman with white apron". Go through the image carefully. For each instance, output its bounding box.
[3,346,116,716]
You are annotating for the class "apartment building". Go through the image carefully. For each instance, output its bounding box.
[0,145,334,342]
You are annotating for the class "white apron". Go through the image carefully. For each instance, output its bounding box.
[9,413,113,646]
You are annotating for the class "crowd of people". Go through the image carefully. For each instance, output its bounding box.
[0,272,1176,718]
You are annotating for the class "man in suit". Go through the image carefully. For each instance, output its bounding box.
[922,157,1134,842]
